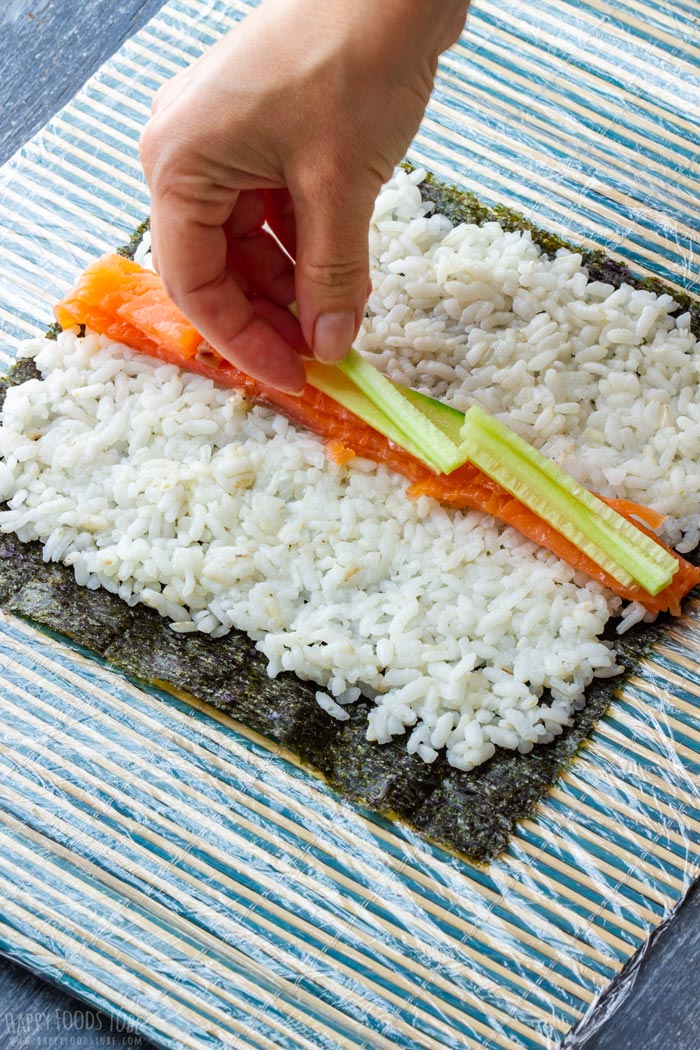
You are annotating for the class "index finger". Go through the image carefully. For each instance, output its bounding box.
[150,192,306,394]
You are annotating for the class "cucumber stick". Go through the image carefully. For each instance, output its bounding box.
[459,406,676,595]
[390,383,465,444]
[290,302,673,596]
[304,359,447,472]
[336,349,465,473]
[290,301,463,473]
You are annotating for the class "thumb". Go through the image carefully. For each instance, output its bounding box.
[292,176,377,363]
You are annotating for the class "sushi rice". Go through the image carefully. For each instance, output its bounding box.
[1,167,699,771]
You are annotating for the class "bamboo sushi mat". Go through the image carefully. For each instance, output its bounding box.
[1,1,700,1047]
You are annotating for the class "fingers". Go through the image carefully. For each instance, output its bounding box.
[149,194,306,394]
[138,0,456,392]
[292,172,377,363]
[224,190,297,307]
[249,294,310,355]
[216,315,306,392]
[264,189,297,259]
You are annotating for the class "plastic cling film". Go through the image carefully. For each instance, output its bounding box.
[1,1,700,1049]
[1,611,699,1050]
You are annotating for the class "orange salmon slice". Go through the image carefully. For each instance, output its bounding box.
[55,254,700,616]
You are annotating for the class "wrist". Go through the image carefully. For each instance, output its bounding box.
[258,0,468,64]
[389,0,470,55]
[347,0,469,61]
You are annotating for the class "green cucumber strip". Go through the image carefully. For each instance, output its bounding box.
[464,409,675,580]
[304,359,446,472]
[289,304,670,594]
[337,348,465,473]
[390,383,465,444]
[459,406,676,595]
[461,430,633,589]
[289,300,463,473]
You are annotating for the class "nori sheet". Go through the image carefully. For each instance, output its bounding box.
[0,179,695,863]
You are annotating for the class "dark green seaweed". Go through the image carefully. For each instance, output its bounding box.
[417,168,700,327]
[0,490,670,861]
[4,180,696,863]
[115,217,151,261]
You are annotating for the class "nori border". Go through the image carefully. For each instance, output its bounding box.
[0,179,696,863]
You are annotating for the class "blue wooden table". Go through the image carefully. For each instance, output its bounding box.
[0,3,699,1048]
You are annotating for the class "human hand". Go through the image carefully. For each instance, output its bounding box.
[140,0,468,392]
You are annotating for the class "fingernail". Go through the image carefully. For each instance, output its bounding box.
[275,380,305,396]
[313,311,355,363]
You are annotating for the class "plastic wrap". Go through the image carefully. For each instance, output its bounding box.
[0,1,699,1048]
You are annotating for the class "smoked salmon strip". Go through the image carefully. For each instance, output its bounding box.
[55,254,700,615]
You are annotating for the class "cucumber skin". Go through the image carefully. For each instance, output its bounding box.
[393,385,465,445]
[460,406,675,596]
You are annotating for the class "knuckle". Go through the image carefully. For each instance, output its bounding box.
[139,120,187,193]
[150,83,169,115]
[138,122,161,174]
[302,257,367,292]
[297,152,358,201]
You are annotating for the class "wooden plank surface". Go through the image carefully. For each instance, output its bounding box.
[0,958,156,1049]
[574,882,700,1049]
[0,2,699,1049]
[0,0,164,165]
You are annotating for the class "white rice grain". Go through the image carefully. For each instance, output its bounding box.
[1,168,697,769]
